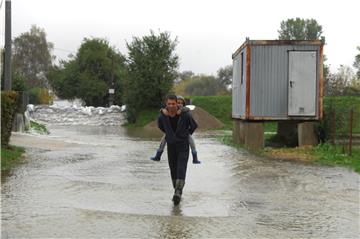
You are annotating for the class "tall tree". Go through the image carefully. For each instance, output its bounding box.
[178,70,194,81]
[278,18,329,81]
[216,65,232,88]
[12,25,54,88]
[48,38,126,106]
[278,18,323,40]
[124,30,179,123]
[324,65,355,96]
[174,74,229,96]
[354,46,360,79]
[184,75,227,96]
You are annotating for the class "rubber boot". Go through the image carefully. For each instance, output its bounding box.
[192,151,201,164]
[172,179,185,205]
[150,150,163,161]
[172,179,176,189]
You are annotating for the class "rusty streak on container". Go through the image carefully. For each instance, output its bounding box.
[319,43,324,120]
[245,45,251,119]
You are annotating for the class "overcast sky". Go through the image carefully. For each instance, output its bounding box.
[1,0,359,75]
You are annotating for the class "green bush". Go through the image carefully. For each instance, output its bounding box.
[122,108,159,128]
[29,87,53,105]
[1,91,19,146]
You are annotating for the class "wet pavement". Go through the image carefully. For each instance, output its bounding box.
[2,125,360,238]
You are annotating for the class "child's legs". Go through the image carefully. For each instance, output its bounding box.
[188,135,197,152]
[158,135,166,151]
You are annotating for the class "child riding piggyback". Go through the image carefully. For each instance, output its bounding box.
[150,95,201,164]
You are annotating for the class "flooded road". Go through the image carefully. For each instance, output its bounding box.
[2,125,360,238]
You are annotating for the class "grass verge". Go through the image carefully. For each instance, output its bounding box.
[219,133,360,174]
[1,145,25,171]
[312,143,360,173]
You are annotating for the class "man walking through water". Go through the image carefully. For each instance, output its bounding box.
[157,94,198,205]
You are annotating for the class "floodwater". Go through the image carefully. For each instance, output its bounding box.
[2,124,360,238]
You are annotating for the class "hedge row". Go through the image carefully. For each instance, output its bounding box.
[1,91,19,146]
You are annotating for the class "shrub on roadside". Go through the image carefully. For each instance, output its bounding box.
[29,87,53,105]
[1,91,19,146]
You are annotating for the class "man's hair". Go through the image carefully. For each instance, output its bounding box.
[166,94,177,101]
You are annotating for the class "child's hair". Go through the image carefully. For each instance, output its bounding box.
[177,95,186,106]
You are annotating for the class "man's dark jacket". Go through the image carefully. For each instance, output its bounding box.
[157,111,198,144]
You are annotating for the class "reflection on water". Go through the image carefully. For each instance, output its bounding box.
[2,125,359,238]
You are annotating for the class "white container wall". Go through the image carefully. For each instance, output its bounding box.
[232,39,324,121]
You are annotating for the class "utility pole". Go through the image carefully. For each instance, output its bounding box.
[4,0,12,90]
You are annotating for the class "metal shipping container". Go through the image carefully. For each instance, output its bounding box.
[232,38,325,121]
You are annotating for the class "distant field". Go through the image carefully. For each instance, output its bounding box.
[191,95,360,133]
[190,95,276,132]
[124,95,360,135]
[190,96,232,130]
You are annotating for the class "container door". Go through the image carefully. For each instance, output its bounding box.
[288,51,317,116]
[232,58,240,117]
